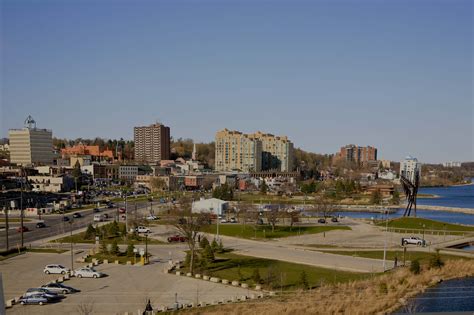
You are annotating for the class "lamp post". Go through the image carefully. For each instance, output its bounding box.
[69,220,74,272]
[422,224,426,245]
[382,210,389,271]
[145,233,148,264]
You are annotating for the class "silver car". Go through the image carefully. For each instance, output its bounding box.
[41,283,79,294]
[74,267,105,278]
[19,294,49,305]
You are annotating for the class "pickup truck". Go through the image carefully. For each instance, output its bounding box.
[401,237,426,246]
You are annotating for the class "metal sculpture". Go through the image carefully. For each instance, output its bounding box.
[400,172,419,217]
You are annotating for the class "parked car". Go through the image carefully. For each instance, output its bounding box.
[318,218,326,224]
[72,212,82,218]
[93,208,101,213]
[41,283,79,294]
[119,207,126,213]
[18,294,49,305]
[107,203,116,208]
[24,288,62,300]
[136,226,151,233]
[167,234,187,242]
[62,216,70,222]
[331,217,338,223]
[17,226,30,233]
[230,217,237,223]
[93,214,105,222]
[103,213,109,219]
[36,222,46,228]
[401,237,426,246]
[146,215,159,221]
[74,267,105,278]
[44,264,70,275]
[220,219,228,223]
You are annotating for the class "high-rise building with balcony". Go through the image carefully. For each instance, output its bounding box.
[8,116,53,166]
[134,122,170,164]
[333,144,377,165]
[400,156,422,183]
[215,129,294,172]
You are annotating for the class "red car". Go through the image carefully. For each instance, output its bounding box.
[17,226,30,233]
[167,235,187,243]
[119,207,126,214]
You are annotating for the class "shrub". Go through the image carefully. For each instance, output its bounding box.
[378,282,388,294]
[252,268,262,284]
[429,251,445,269]
[217,239,224,253]
[202,244,215,263]
[410,259,421,274]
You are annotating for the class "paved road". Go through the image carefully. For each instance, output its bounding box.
[0,200,167,250]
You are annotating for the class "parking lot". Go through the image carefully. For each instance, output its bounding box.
[3,250,250,314]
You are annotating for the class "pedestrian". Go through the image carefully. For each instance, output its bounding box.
[394,256,398,268]
[198,234,201,243]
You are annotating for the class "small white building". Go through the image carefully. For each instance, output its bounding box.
[119,165,139,181]
[400,156,422,183]
[192,198,229,216]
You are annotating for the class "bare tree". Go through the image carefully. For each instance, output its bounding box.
[265,209,280,233]
[236,201,254,228]
[76,300,95,315]
[312,197,335,219]
[173,197,211,275]
[402,299,422,314]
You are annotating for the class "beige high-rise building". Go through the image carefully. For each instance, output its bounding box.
[9,124,53,166]
[248,131,294,172]
[215,129,262,172]
[215,129,294,172]
[134,123,170,164]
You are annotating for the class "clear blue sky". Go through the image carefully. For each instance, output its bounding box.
[1,0,472,163]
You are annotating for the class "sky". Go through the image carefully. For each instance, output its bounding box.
[1,0,472,163]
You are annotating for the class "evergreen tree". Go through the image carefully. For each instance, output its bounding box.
[300,270,309,289]
[202,243,215,263]
[120,224,127,238]
[260,181,268,195]
[108,221,119,237]
[199,236,210,249]
[110,240,120,255]
[410,259,421,274]
[211,238,219,252]
[371,189,382,205]
[392,190,400,205]
[217,239,224,253]
[84,224,96,240]
[100,240,108,254]
[126,242,135,257]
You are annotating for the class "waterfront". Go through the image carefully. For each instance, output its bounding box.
[396,277,474,313]
[418,180,474,208]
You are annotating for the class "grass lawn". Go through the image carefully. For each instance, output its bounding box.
[85,252,135,264]
[318,250,469,265]
[53,232,165,245]
[190,252,370,290]
[28,248,68,254]
[376,217,474,234]
[208,224,350,239]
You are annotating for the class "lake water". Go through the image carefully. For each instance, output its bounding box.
[418,180,474,209]
[395,277,474,313]
[333,180,474,225]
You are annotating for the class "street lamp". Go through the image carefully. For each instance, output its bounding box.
[69,220,74,272]
[382,210,389,271]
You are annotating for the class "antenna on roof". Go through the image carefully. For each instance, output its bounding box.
[24,115,36,129]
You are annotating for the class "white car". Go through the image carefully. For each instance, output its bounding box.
[401,237,426,246]
[146,215,159,221]
[220,219,228,223]
[136,226,151,233]
[44,264,70,275]
[74,267,105,278]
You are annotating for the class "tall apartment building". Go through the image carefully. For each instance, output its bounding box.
[9,116,53,166]
[248,131,294,172]
[333,144,377,165]
[134,123,170,164]
[215,129,294,172]
[215,129,262,172]
[400,156,422,183]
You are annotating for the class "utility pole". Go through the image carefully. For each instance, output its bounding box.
[69,220,74,272]
[20,167,24,248]
[382,210,389,271]
[5,207,9,251]
[125,194,128,233]
[145,233,148,264]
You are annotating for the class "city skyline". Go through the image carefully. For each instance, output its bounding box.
[2,0,472,163]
